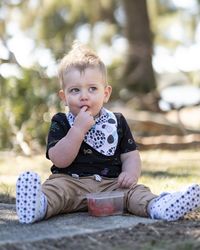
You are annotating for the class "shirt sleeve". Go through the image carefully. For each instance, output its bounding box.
[118,113,138,154]
[46,113,69,159]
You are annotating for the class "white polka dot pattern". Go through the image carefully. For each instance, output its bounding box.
[16,171,47,224]
[67,107,118,156]
[149,184,200,221]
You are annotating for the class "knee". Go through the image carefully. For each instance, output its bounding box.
[126,184,157,217]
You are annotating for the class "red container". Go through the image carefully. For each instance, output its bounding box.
[86,191,124,217]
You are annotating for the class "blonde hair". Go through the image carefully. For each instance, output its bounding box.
[58,41,107,88]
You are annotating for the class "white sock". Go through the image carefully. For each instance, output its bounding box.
[16,171,47,224]
[148,184,200,221]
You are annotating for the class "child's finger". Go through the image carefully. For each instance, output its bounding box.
[117,174,125,187]
[81,106,88,112]
[118,174,132,188]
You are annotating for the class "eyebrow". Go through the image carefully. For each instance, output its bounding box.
[68,82,101,87]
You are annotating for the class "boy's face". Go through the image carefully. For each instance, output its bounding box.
[59,67,112,117]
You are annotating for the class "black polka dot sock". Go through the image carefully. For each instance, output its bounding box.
[16,171,47,224]
[148,184,200,221]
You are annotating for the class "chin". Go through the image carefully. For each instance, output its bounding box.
[93,111,101,118]
[69,110,78,116]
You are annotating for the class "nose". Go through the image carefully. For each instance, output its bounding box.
[80,89,88,101]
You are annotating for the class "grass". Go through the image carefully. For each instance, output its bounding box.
[0,149,199,203]
[140,149,200,194]
[0,150,50,202]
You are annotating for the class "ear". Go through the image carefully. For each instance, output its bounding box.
[58,90,67,105]
[103,85,112,103]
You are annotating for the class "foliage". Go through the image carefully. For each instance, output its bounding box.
[0,0,200,152]
[0,68,59,152]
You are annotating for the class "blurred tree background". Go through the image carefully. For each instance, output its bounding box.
[0,0,200,154]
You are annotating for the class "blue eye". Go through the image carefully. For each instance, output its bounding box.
[89,87,97,92]
[70,88,79,93]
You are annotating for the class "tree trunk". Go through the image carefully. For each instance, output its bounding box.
[122,0,157,94]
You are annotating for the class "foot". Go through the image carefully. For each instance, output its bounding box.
[148,184,200,221]
[16,171,47,224]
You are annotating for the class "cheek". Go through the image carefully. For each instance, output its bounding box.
[92,94,104,103]
[66,95,76,105]
[100,93,107,103]
[96,91,106,100]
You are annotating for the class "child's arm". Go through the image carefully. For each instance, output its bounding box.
[48,107,95,168]
[118,150,141,188]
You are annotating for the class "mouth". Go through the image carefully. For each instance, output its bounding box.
[80,105,89,110]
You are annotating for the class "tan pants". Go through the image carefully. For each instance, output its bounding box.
[42,174,157,219]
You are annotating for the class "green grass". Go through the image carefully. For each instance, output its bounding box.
[0,149,199,202]
[0,150,50,201]
[140,149,200,194]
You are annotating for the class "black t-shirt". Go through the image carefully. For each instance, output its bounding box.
[46,112,137,178]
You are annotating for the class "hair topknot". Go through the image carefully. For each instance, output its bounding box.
[58,40,107,88]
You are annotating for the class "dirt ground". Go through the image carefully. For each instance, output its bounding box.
[1,195,200,250]
[40,212,199,250]
[21,213,199,250]
[63,219,200,250]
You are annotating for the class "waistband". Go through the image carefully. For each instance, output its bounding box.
[52,171,102,182]
[51,169,119,178]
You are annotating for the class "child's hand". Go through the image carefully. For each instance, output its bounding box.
[117,172,136,188]
[73,106,95,134]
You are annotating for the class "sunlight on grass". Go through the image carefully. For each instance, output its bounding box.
[140,149,200,194]
[0,149,199,200]
[0,151,50,198]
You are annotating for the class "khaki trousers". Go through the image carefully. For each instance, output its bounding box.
[42,174,157,219]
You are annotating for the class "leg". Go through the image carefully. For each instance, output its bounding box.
[42,174,96,219]
[16,173,95,223]
[148,184,200,221]
[16,171,47,224]
[92,178,157,217]
[125,184,157,217]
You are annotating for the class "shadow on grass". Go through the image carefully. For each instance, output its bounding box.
[142,170,191,178]
[0,194,15,204]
